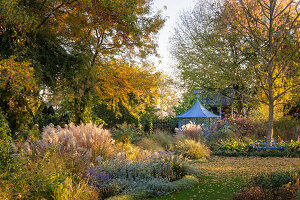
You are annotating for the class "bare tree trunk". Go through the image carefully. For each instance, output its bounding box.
[267,0,275,138]
[268,101,274,137]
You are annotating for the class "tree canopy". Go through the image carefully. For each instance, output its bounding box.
[0,0,166,132]
[171,0,299,136]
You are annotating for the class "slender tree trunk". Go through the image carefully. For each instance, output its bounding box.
[268,101,274,137]
[267,0,275,138]
[74,97,83,125]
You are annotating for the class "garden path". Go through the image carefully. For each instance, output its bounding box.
[152,156,300,200]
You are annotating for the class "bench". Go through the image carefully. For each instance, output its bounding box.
[252,137,286,155]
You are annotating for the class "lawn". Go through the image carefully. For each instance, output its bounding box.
[152,156,300,200]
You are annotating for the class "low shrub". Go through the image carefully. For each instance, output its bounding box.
[216,139,252,153]
[206,125,236,151]
[54,177,99,200]
[274,116,299,140]
[234,170,300,200]
[0,149,98,200]
[249,170,299,189]
[287,140,300,156]
[106,175,199,200]
[149,131,176,150]
[114,143,152,162]
[137,137,164,152]
[111,123,144,144]
[213,138,299,157]
[89,153,196,198]
[175,138,210,159]
[226,115,265,137]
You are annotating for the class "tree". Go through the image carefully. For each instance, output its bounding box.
[34,0,165,123]
[170,1,249,114]
[0,0,165,126]
[221,0,300,137]
[0,56,39,132]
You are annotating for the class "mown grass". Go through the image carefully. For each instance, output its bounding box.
[152,156,300,200]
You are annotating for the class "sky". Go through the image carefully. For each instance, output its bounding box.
[152,0,196,76]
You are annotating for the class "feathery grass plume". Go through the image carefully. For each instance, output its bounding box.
[175,139,210,159]
[24,122,115,163]
[176,122,204,142]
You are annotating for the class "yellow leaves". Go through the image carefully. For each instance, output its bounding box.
[95,60,162,113]
[0,56,39,131]
[0,56,38,95]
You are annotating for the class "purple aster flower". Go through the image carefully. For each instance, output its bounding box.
[157,150,163,154]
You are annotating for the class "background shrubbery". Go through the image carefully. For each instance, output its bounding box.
[212,138,300,157]
[234,170,300,200]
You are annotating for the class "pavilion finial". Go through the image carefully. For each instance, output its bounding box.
[194,89,200,99]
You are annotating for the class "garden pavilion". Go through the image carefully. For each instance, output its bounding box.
[176,94,220,135]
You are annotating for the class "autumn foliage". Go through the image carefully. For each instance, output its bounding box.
[0,0,165,131]
[0,56,38,131]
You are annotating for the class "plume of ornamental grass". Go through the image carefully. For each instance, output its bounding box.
[175,139,210,159]
[176,122,204,142]
[23,123,115,163]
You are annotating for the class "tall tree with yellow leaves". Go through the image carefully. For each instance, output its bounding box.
[0,0,165,125]
[221,0,300,137]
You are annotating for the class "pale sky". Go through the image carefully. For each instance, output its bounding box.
[152,0,196,76]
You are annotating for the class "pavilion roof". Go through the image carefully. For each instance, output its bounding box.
[176,99,220,118]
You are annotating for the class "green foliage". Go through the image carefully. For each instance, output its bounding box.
[137,137,164,152]
[141,105,156,134]
[287,140,300,156]
[216,139,252,153]
[170,2,248,113]
[149,131,176,151]
[213,137,299,157]
[106,175,198,200]
[168,155,187,181]
[166,115,178,132]
[273,116,300,140]
[0,56,39,133]
[1,0,165,130]
[250,170,299,189]
[112,123,144,144]
[234,170,300,200]
[173,92,197,117]
[0,111,15,171]
[0,149,98,200]
[93,103,139,128]
[206,124,236,151]
[91,154,198,199]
